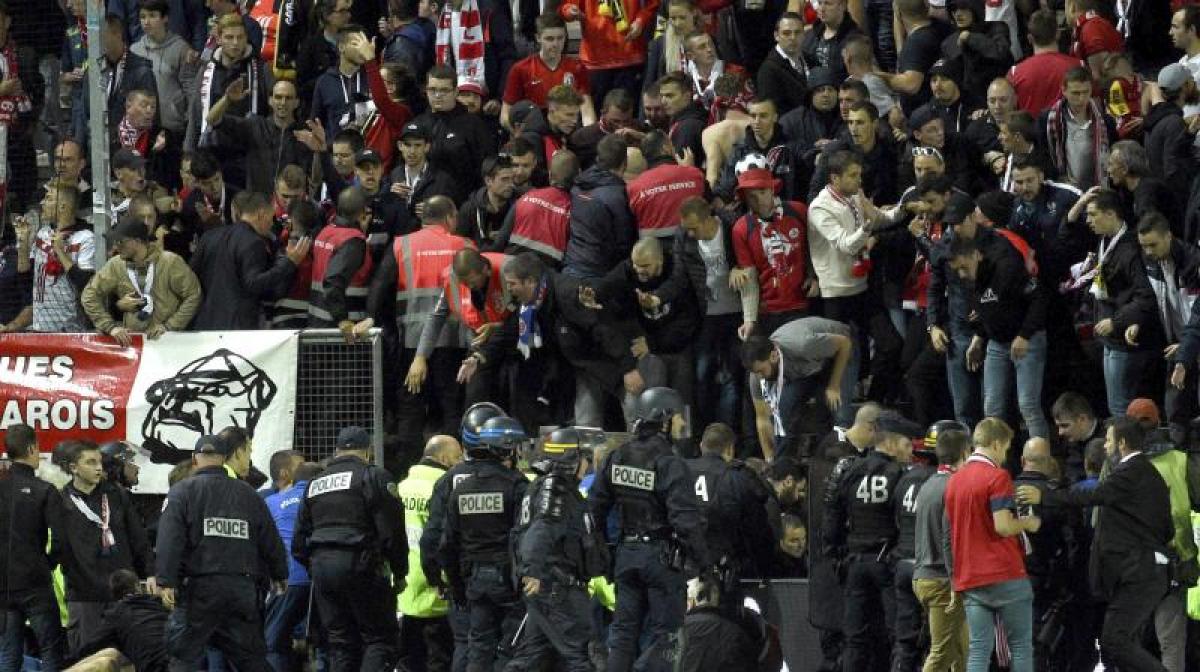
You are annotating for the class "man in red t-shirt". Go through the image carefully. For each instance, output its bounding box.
[502,13,595,130]
[1068,0,1124,80]
[1008,9,1084,115]
[731,168,812,336]
[944,418,1041,672]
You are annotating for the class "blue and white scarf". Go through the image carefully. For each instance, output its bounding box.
[517,275,548,359]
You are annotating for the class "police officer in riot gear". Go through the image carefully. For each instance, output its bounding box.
[891,421,959,672]
[421,402,509,672]
[292,426,407,672]
[590,387,711,672]
[155,435,288,672]
[822,411,920,672]
[504,427,611,672]
[99,440,140,488]
[686,423,776,583]
[438,415,530,672]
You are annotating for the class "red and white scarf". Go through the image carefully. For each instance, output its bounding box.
[199,48,261,144]
[70,491,115,550]
[0,43,32,126]
[117,116,151,155]
[1044,96,1109,189]
[435,0,486,90]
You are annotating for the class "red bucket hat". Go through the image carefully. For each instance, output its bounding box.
[736,168,780,196]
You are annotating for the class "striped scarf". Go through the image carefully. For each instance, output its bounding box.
[435,0,486,90]
[1044,96,1108,189]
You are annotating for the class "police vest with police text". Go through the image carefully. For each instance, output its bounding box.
[442,252,512,332]
[308,224,374,324]
[509,186,572,262]
[393,226,473,347]
[448,461,525,562]
[398,463,449,618]
[609,435,673,535]
[304,458,374,549]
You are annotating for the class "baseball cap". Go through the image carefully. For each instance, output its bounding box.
[875,412,925,439]
[336,426,371,449]
[975,190,1015,225]
[112,148,146,172]
[1126,398,1160,426]
[1157,63,1191,94]
[509,100,537,127]
[457,80,486,97]
[908,105,940,134]
[194,434,231,456]
[105,216,154,245]
[399,122,430,142]
[355,149,383,166]
[942,193,976,226]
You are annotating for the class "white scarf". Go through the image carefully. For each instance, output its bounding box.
[687,59,725,107]
[126,261,156,322]
[199,48,260,145]
[70,491,115,550]
[759,347,786,437]
[1089,223,1126,301]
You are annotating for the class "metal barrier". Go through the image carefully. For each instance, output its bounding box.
[294,329,384,465]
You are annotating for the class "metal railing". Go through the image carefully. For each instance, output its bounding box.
[294,329,384,465]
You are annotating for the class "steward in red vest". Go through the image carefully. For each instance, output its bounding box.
[308,187,375,331]
[494,149,580,268]
[627,132,706,239]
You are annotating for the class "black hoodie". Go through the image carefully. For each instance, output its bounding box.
[562,166,636,280]
[967,233,1048,343]
[1144,101,1198,199]
[669,102,709,169]
[939,0,1013,99]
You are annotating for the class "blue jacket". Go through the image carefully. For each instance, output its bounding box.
[266,480,310,585]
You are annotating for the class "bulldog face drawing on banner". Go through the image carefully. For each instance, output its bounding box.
[140,348,278,464]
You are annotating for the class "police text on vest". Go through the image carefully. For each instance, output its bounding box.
[204,517,249,539]
[458,492,504,514]
[612,465,655,491]
[308,472,353,498]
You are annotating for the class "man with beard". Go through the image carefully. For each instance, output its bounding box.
[458,154,519,248]
[208,79,314,195]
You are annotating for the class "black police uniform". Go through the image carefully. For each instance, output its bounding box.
[504,471,609,672]
[891,461,935,672]
[1013,469,1089,671]
[823,449,905,672]
[437,458,529,672]
[589,430,710,672]
[0,461,67,670]
[687,453,776,581]
[156,466,288,672]
[292,454,407,672]
[420,461,474,672]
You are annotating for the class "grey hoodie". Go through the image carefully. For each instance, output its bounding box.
[131,32,196,133]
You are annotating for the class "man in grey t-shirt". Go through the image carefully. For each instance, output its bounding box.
[742,316,858,458]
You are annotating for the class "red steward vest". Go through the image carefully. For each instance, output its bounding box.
[442,252,512,332]
[508,186,572,261]
[394,225,471,320]
[309,224,374,323]
[627,162,705,239]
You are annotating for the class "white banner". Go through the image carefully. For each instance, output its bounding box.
[127,331,299,494]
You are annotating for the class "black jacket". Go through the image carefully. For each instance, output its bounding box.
[0,462,62,593]
[477,270,639,378]
[77,595,169,672]
[189,220,298,330]
[1093,228,1158,352]
[1144,101,1198,200]
[809,136,900,204]
[756,47,808,114]
[213,115,315,195]
[59,482,153,602]
[1009,183,1085,284]
[593,254,701,355]
[668,102,708,169]
[295,33,338,110]
[155,465,288,587]
[562,166,636,280]
[715,125,808,203]
[1042,452,1173,598]
[73,50,158,146]
[680,606,778,672]
[415,105,499,200]
[938,4,1012,99]
[967,232,1048,343]
[457,186,516,249]
[1013,471,1085,586]
[799,17,861,84]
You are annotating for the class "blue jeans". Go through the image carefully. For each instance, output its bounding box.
[1102,346,1151,418]
[777,340,860,429]
[264,584,311,672]
[947,327,982,427]
[963,578,1034,672]
[0,588,66,672]
[694,313,743,433]
[982,331,1048,438]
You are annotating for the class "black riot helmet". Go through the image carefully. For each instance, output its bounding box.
[924,420,969,451]
[636,387,685,424]
[536,426,603,477]
[461,402,506,450]
[99,440,139,487]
